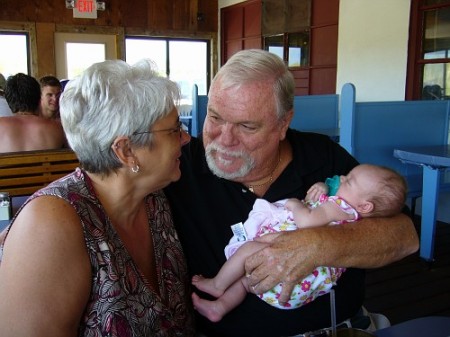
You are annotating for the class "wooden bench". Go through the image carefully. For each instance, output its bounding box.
[0,149,79,197]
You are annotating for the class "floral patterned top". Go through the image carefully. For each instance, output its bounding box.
[0,168,195,337]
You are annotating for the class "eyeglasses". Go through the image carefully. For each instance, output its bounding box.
[132,121,185,138]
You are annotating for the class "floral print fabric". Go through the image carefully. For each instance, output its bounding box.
[224,198,356,310]
[0,168,195,336]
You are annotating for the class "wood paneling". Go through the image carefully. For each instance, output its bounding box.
[224,40,243,61]
[310,67,337,95]
[310,25,338,67]
[291,68,310,96]
[308,0,339,94]
[0,0,218,78]
[311,0,339,26]
[221,0,338,94]
[121,0,147,27]
[221,0,261,65]
[36,22,57,76]
[244,37,261,50]
[197,0,217,33]
[151,0,171,30]
[0,0,217,32]
[244,1,261,38]
[223,7,243,40]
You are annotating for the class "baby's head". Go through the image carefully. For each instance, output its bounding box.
[337,164,407,218]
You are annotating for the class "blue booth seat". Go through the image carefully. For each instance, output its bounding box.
[191,84,208,137]
[290,94,340,141]
[339,82,450,216]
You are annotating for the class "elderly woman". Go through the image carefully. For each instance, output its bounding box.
[0,60,194,336]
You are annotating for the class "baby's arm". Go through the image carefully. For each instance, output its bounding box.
[306,182,329,202]
[285,198,354,228]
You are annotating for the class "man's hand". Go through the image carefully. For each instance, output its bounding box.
[244,230,319,305]
[243,213,419,306]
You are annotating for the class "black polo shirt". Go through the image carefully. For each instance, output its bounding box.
[164,129,364,337]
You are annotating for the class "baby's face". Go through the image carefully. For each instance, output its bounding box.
[336,165,380,206]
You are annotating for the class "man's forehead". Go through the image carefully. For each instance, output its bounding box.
[43,86,61,92]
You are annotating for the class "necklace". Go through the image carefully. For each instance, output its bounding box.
[247,147,281,193]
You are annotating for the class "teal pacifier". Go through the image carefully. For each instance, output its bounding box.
[325,175,340,196]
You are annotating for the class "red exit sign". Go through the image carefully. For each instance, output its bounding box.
[73,0,97,18]
[77,0,94,12]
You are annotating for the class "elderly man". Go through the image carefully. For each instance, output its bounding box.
[0,73,65,152]
[164,49,418,337]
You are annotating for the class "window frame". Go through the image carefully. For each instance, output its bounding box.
[125,35,211,98]
[407,0,450,100]
[0,22,37,77]
[263,30,310,69]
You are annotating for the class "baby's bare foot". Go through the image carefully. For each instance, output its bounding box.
[192,292,225,322]
[191,274,204,283]
[192,274,224,298]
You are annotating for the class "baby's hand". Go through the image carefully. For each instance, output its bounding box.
[306,182,328,202]
[284,198,304,212]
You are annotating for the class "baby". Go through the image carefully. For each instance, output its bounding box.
[192,164,407,322]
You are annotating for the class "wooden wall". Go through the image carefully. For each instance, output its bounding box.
[289,0,339,95]
[220,0,338,95]
[0,0,218,77]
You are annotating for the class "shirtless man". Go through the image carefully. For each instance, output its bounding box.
[0,73,66,153]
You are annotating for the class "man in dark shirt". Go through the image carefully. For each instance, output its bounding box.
[165,49,418,337]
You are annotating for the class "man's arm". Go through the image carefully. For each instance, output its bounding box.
[244,212,419,304]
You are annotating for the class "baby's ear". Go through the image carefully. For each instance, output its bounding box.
[357,201,374,214]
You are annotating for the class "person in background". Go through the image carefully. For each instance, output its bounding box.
[164,49,419,337]
[191,164,407,323]
[0,73,13,117]
[0,73,66,152]
[0,59,195,336]
[39,75,62,119]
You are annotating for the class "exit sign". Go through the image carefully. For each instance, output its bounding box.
[73,0,97,19]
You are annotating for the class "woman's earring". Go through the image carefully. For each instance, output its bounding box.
[131,164,140,173]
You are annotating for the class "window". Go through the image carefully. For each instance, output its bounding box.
[408,0,450,99]
[0,32,30,77]
[421,6,450,99]
[264,31,310,68]
[125,37,209,105]
[54,32,117,80]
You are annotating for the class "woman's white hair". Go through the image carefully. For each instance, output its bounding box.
[60,59,180,174]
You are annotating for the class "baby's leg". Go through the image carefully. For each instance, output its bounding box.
[192,276,249,322]
[192,240,268,298]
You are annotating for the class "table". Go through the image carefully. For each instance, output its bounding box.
[393,145,450,261]
[374,316,450,337]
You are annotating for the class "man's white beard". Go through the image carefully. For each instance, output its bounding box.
[205,142,255,180]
